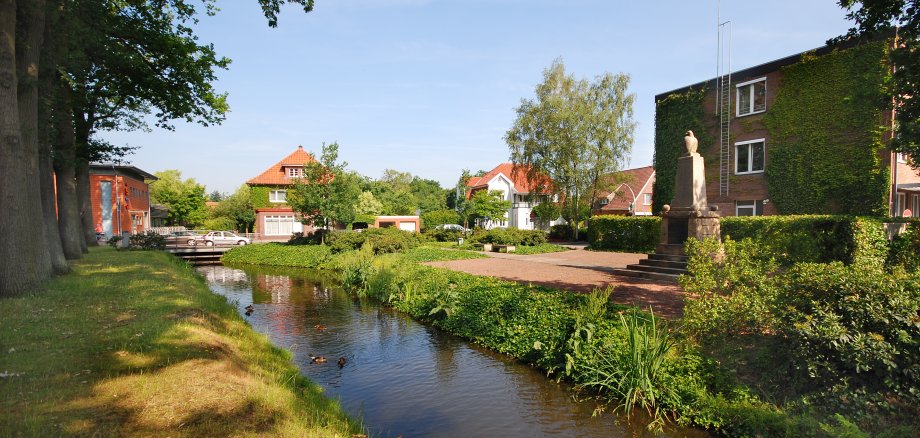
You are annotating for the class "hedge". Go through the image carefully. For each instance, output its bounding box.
[586,216,660,252]
[721,215,888,267]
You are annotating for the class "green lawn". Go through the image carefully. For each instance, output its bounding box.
[0,247,362,437]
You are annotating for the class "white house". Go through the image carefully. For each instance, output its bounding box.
[464,163,561,230]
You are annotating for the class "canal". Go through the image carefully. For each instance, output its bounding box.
[201,264,705,437]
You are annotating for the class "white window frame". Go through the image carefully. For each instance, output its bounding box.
[897,193,906,216]
[736,200,763,217]
[263,215,298,236]
[643,194,652,205]
[287,167,304,178]
[735,139,766,175]
[269,189,287,203]
[897,153,907,164]
[736,77,767,117]
[913,194,919,217]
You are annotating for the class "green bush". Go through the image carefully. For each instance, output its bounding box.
[720,215,888,267]
[203,217,236,232]
[776,263,920,406]
[680,237,779,340]
[420,209,460,231]
[327,227,419,254]
[549,224,574,240]
[587,216,660,252]
[887,221,920,273]
[340,244,375,294]
[222,243,332,268]
[128,231,166,250]
[470,227,547,246]
[424,228,462,242]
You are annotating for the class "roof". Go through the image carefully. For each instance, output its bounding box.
[89,163,158,181]
[246,145,317,185]
[465,162,551,195]
[596,166,655,212]
[655,33,888,102]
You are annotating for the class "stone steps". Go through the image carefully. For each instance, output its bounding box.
[611,253,689,284]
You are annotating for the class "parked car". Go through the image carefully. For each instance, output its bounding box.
[434,224,468,233]
[163,230,201,246]
[202,231,251,246]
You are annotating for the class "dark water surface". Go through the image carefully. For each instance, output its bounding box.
[200,264,707,438]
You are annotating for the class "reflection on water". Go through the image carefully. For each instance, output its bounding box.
[201,264,707,438]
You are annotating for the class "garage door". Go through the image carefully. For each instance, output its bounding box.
[399,221,416,232]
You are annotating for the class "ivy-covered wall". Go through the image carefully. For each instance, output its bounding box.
[249,185,287,209]
[652,87,710,214]
[763,42,891,216]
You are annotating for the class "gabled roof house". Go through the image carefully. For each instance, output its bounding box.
[464,162,558,230]
[593,166,656,216]
[246,146,317,240]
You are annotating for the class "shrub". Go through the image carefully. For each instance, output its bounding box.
[549,224,573,240]
[129,231,166,250]
[222,243,331,268]
[340,244,375,294]
[424,228,462,242]
[420,209,460,231]
[470,227,547,246]
[587,216,660,252]
[106,235,123,248]
[203,217,236,232]
[327,227,419,254]
[680,237,779,340]
[287,229,329,245]
[887,221,920,273]
[775,263,920,405]
[720,215,888,267]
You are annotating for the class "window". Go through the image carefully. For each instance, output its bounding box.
[287,167,304,178]
[264,215,299,236]
[736,78,766,116]
[897,193,906,216]
[269,190,287,203]
[897,153,907,164]
[643,194,652,205]
[735,139,765,175]
[913,194,919,217]
[736,200,764,216]
[599,198,609,206]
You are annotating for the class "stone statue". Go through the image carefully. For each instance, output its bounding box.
[684,130,698,155]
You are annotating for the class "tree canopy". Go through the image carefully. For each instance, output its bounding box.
[288,142,360,234]
[506,59,634,237]
[149,170,208,227]
[837,0,920,167]
[467,190,512,225]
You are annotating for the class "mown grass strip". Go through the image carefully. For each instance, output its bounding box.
[0,247,362,437]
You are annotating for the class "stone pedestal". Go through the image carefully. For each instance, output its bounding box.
[657,147,721,255]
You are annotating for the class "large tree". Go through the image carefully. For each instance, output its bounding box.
[288,142,361,240]
[149,170,208,228]
[506,59,635,238]
[467,190,512,226]
[837,0,920,167]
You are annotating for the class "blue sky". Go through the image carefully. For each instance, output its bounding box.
[100,0,853,194]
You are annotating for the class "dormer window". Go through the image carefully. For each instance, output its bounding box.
[599,198,609,206]
[286,167,304,178]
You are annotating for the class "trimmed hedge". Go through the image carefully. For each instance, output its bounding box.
[470,227,547,246]
[587,216,660,252]
[721,215,888,267]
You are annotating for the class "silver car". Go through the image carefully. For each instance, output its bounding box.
[202,231,251,246]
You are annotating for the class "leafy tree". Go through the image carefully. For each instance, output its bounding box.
[506,59,635,239]
[410,177,449,213]
[211,185,255,232]
[532,201,561,228]
[837,1,920,168]
[149,170,208,227]
[468,190,512,226]
[355,191,383,216]
[454,169,473,229]
[421,209,460,230]
[208,190,225,202]
[288,142,360,241]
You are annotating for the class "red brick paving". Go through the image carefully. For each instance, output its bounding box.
[425,249,688,319]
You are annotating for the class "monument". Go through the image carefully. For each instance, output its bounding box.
[657,130,721,255]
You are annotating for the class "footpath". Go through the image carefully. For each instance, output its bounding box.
[426,248,687,319]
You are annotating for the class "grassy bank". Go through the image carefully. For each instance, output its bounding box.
[0,247,362,437]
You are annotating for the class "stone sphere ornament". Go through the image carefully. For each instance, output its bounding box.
[684,130,698,155]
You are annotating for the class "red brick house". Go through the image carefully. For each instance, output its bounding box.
[654,37,920,217]
[593,166,655,216]
[89,163,157,238]
[246,145,317,240]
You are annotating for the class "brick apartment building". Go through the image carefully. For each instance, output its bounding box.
[89,163,157,238]
[654,37,920,217]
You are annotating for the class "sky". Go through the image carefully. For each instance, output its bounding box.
[99,0,854,195]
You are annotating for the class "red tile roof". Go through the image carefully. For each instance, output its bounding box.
[465,162,551,195]
[596,166,655,212]
[246,146,317,185]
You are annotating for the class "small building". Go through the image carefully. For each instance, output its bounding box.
[246,145,317,240]
[593,166,656,216]
[89,163,157,238]
[374,215,420,232]
[464,162,558,230]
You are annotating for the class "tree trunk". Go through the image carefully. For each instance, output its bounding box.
[0,0,47,296]
[76,159,96,247]
[53,82,84,260]
[16,0,56,274]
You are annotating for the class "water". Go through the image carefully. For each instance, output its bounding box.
[201,264,707,438]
